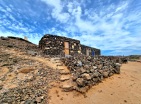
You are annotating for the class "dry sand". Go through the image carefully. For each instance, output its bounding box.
[49,62,141,104]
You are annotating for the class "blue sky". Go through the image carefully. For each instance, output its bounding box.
[0,0,141,55]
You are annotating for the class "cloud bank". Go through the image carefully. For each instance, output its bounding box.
[0,0,141,55]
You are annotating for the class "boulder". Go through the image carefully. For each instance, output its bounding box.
[103,71,109,78]
[77,60,82,66]
[35,96,44,103]
[92,78,99,82]
[93,72,99,78]
[93,66,97,69]
[76,78,85,86]
[109,72,113,76]
[80,68,86,73]
[81,73,91,80]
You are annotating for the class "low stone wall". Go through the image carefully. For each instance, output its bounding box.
[61,55,121,93]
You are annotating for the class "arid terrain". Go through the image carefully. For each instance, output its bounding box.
[49,62,141,104]
[0,37,141,104]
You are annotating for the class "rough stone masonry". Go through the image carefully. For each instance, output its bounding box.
[61,54,121,93]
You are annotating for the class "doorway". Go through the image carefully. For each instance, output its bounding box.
[86,49,89,56]
[64,42,69,55]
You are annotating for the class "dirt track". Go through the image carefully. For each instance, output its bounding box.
[49,62,141,104]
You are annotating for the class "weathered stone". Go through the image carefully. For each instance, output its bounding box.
[93,72,99,78]
[60,75,70,81]
[90,68,94,72]
[98,70,103,74]
[77,60,82,66]
[103,72,109,78]
[81,73,91,80]
[75,86,89,93]
[93,66,97,69]
[62,83,73,92]
[60,70,70,74]
[109,72,113,76]
[76,78,85,86]
[98,64,103,69]
[35,96,44,103]
[84,65,89,69]
[115,63,121,66]
[92,78,99,82]
[72,74,78,81]
[80,68,86,73]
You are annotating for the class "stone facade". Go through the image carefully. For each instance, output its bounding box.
[39,34,101,56]
[81,45,101,56]
[61,55,121,92]
[39,34,81,56]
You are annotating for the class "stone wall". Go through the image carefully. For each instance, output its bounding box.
[39,34,101,56]
[39,34,81,56]
[61,55,121,93]
[81,45,100,56]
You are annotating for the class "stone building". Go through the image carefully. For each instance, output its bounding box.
[81,45,101,56]
[39,34,101,56]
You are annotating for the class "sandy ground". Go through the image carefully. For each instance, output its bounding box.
[49,62,141,104]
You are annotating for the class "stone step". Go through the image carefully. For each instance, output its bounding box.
[52,61,63,64]
[57,66,64,70]
[57,64,63,66]
[57,68,64,70]
[60,80,74,91]
[57,66,65,68]
[54,58,61,61]
[51,60,61,62]
[55,61,62,63]
[60,75,71,81]
[50,58,60,61]
[60,70,70,75]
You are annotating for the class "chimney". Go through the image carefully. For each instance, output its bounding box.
[24,36,28,41]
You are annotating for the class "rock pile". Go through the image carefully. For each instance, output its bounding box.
[61,55,121,93]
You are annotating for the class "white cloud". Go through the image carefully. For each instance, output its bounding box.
[115,2,128,12]
[0,0,141,55]
[41,0,70,23]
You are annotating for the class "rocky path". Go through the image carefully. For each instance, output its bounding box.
[0,46,60,104]
[48,62,141,104]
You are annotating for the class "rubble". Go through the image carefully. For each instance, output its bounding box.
[61,55,121,93]
[0,35,123,103]
[0,46,60,104]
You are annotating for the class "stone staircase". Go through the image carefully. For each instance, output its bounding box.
[50,57,73,91]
